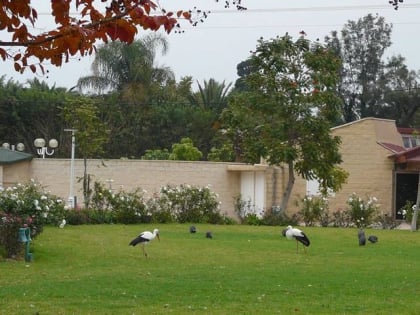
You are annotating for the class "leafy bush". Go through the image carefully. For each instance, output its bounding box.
[207,144,235,162]
[69,181,228,225]
[158,184,223,223]
[109,189,148,224]
[260,206,295,226]
[169,138,203,161]
[331,209,351,227]
[141,149,170,160]
[346,193,379,228]
[296,195,329,227]
[145,196,175,223]
[64,208,114,225]
[0,180,66,258]
[234,195,264,225]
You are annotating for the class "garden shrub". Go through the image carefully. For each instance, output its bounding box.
[145,196,175,223]
[109,189,148,224]
[296,195,329,227]
[158,184,223,223]
[0,180,66,258]
[346,193,379,228]
[234,195,264,225]
[331,209,351,227]
[261,206,297,226]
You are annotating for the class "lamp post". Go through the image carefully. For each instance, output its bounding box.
[34,138,58,158]
[2,142,25,152]
[64,129,77,208]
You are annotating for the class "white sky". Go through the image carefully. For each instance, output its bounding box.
[2,0,420,90]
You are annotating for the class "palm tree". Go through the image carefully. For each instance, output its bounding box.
[190,78,232,112]
[77,33,174,101]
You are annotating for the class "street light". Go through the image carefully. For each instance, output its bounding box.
[2,142,25,151]
[34,138,58,158]
[64,129,77,208]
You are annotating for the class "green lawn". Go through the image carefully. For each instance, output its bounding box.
[0,224,419,314]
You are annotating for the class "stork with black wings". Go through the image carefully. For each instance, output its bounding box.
[129,228,160,258]
[283,225,310,253]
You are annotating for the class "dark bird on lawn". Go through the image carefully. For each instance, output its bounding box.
[368,235,378,243]
[189,225,197,233]
[358,229,366,246]
[206,231,213,239]
[129,228,160,258]
[284,225,310,253]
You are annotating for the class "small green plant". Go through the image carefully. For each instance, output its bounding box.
[296,195,329,226]
[234,195,264,225]
[346,193,379,228]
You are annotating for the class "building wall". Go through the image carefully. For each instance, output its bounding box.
[2,161,32,187]
[29,159,243,218]
[328,118,397,214]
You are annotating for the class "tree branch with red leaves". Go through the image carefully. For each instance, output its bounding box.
[0,0,198,74]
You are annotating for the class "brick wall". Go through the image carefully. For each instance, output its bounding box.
[29,159,243,218]
[329,118,397,214]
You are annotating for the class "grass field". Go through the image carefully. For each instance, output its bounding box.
[0,224,419,314]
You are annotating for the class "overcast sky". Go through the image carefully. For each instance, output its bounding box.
[2,0,420,90]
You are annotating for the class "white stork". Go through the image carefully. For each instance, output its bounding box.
[283,225,310,253]
[129,228,160,258]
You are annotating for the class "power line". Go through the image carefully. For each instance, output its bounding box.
[209,3,420,14]
[34,3,420,16]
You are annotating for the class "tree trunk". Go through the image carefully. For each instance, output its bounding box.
[83,157,91,208]
[412,172,420,231]
[279,161,295,213]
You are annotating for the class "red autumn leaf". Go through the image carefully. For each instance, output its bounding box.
[0,48,7,60]
[51,0,71,25]
[182,11,191,20]
[14,62,21,72]
[106,21,136,43]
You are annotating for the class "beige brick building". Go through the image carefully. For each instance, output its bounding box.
[1,117,419,220]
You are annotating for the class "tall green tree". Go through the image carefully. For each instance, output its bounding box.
[378,55,420,127]
[62,97,109,208]
[325,14,392,123]
[77,34,175,159]
[77,33,174,102]
[190,79,232,112]
[0,77,69,156]
[188,78,233,156]
[223,34,348,212]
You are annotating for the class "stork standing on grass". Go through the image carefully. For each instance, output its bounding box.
[283,225,310,253]
[129,228,160,258]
